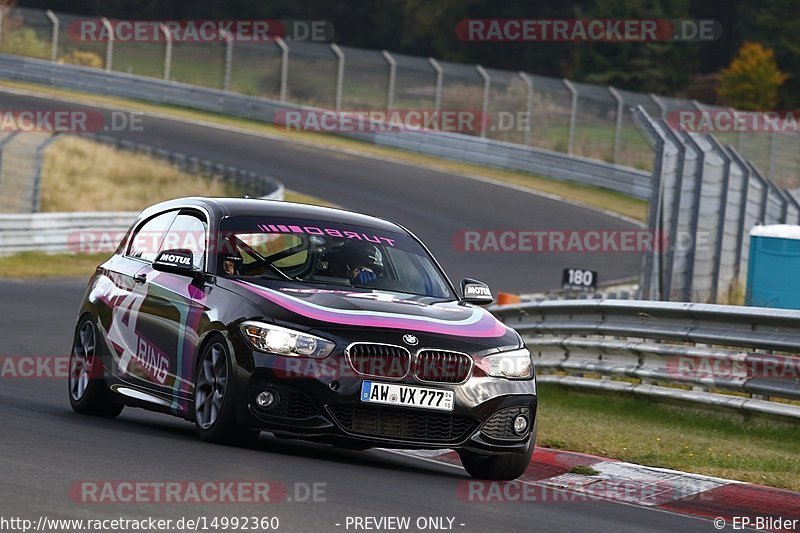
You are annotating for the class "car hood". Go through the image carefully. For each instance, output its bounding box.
[224,279,517,347]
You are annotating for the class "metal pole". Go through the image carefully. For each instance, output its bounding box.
[608,86,623,164]
[679,131,706,302]
[768,131,778,179]
[382,50,396,111]
[705,135,732,303]
[101,17,114,72]
[275,37,289,102]
[330,43,345,111]
[428,57,443,112]
[518,72,533,146]
[32,134,61,213]
[160,24,172,80]
[45,10,59,63]
[650,94,666,119]
[725,147,751,279]
[222,30,233,91]
[476,65,490,139]
[563,79,577,155]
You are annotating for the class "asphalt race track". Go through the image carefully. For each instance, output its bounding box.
[0,280,714,532]
[0,90,715,532]
[0,89,643,294]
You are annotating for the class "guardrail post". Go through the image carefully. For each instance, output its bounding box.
[222,30,233,92]
[476,65,490,139]
[518,72,533,146]
[101,17,114,71]
[330,43,344,111]
[563,79,577,155]
[608,86,623,164]
[160,24,172,80]
[428,57,443,112]
[275,37,289,102]
[45,10,59,63]
[382,50,396,111]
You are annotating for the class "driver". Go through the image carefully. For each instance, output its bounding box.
[222,253,243,276]
[342,241,383,285]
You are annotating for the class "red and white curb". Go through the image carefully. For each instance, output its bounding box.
[386,447,800,531]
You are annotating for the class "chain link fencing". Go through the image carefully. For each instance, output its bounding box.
[1,6,798,189]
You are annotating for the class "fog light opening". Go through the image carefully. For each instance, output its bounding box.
[513,415,528,435]
[256,390,276,409]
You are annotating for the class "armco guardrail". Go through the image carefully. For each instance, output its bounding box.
[0,54,652,200]
[491,299,800,420]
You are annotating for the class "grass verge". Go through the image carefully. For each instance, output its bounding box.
[41,136,238,212]
[0,80,647,222]
[0,252,110,278]
[537,383,800,491]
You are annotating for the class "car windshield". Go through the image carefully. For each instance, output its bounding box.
[217,216,455,299]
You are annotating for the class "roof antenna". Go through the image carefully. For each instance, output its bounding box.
[243,195,252,199]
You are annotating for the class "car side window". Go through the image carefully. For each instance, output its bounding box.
[126,211,179,263]
[162,211,208,270]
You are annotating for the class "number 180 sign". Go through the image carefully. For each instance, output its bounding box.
[562,268,597,291]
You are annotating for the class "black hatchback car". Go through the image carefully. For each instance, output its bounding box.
[69,198,537,479]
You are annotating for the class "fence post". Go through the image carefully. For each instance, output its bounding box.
[658,124,687,301]
[705,135,732,304]
[222,29,233,91]
[275,37,289,102]
[476,65,490,139]
[160,24,172,80]
[330,43,344,111]
[726,147,751,280]
[518,72,533,146]
[768,131,778,179]
[101,17,114,71]
[428,57,443,112]
[563,79,577,155]
[45,10,59,63]
[608,86,623,164]
[32,134,61,213]
[680,131,706,302]
[382,50,396,111]
[650,94,666,119]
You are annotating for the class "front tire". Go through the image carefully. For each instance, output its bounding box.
[458,436,534,480]
[193,337,259,446]
[68,316,124,418]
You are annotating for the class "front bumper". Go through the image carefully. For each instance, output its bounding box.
[233,349,537,453]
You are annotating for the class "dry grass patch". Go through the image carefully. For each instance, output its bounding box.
[0,252,110,278]
[40,136,236,212]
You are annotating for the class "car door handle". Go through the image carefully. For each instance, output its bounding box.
[133,273,147,284]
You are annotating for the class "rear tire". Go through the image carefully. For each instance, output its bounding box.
[68,316,124,418]
[458,436,534,480]
[194,337,259,446]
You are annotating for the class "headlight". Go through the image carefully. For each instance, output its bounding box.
[481,348,533,379]
[240,321,335,358]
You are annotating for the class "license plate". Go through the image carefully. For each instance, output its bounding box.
[360,381,454,411]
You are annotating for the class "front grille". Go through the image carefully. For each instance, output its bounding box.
[346,343,411,379]
[481,407,531,441]
[329,405,476,443]
[414,350,473,383]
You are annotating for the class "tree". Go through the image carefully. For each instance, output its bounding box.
[716,41,786,110]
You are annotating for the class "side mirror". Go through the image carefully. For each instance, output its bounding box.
[153,249,201,278]
[460,278,494,305]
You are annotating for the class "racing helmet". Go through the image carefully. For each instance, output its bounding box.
[342,241,384,274]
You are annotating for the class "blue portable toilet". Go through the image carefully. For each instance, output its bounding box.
[746,225,800,309]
